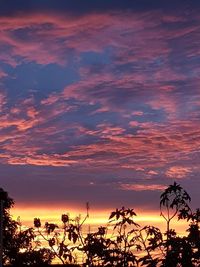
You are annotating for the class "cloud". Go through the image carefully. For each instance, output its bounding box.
[0,69,7,79]
[0,12,153,65]
[6,154,77,167]
[132,111,144,116]
[166,166,192,179]
[1,94,200,173]
[129,121,140,127]
[0,91,6,112]
[148,170,158,175]
[0,7,198,69]
[120,183,166,191]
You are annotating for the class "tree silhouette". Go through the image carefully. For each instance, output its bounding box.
[159,182,192,267]
[0,188,54,266]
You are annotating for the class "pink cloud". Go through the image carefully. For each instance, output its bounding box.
[0,69,7,79]
[129,121,140,127]
[0,10,197,67]
[1,88,200,173]
[0,12,154,65]
[41,66,193,120]
[166,166,192,179]
[120,183,166,191]
[0,109,199,176]
[0,91,6,112]
[96,123,125,138]
[64,119,200,172]
[132,111,144,116]
[0,10,200,174]
[148,170,158,175]
[7,154,77,167]
[0,10,197,123]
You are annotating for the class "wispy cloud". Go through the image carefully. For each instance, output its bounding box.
[120,183,166,191]
[166,166,192,179]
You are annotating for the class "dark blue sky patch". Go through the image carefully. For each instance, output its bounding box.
[2,63,79,102]
[1,0,199,16]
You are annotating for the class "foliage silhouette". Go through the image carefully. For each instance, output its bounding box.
[0,182,200,266]
[33,203,89,265]
[31,182,200,266]
[0,188,54,266]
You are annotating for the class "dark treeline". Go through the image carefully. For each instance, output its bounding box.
[0,182,200,267]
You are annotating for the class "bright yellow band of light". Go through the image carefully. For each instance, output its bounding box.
[11,204,188,235]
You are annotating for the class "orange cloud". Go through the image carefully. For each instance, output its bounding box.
[166,166,192,179]
[7,154,77,167]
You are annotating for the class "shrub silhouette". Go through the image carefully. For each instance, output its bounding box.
[0,182,200,266]
[33,203,89,265]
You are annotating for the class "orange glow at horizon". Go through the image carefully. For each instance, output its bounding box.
[11,204,188,235]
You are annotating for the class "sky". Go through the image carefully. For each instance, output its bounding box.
[0,0,200,223]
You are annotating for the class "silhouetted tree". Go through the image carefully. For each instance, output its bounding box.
[0,188,54,266]
[107,207,139,266]
[159,182,192,267]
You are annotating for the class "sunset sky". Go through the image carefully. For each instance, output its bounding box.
[0,0,200,225]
